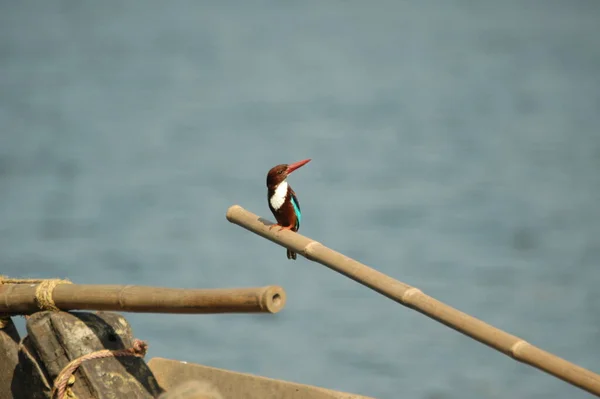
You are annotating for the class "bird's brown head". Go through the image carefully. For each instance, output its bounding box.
[266,159,311,188]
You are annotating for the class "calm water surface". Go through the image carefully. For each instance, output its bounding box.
[1,2,600,398]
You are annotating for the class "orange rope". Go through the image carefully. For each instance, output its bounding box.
[51,339,148,399]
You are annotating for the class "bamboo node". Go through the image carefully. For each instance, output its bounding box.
[400,287,423,305]
[51,338,148,399]
[303,241,323,259]
[119,285,135,309]
[34,279,73,312]
[509,340,531,359]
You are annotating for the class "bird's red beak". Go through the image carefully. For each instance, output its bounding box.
[286,159,311,174]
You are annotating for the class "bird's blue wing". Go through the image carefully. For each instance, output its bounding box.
[290,191,301,230]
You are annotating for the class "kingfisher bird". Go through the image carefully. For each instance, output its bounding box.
[266,158,311,260]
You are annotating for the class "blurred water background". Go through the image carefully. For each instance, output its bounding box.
[1,1,600,398]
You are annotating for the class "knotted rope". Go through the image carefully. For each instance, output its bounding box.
[0,276,72,328]
[51,338,148,399]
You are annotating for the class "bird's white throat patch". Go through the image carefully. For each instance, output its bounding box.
[270,181,288,211]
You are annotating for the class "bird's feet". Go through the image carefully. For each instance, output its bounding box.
[269,223,294,232]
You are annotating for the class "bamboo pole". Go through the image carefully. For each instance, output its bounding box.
[226,204,600,397]
[0,283,286,315]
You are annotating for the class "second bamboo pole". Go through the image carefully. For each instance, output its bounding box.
[0,283,286,314]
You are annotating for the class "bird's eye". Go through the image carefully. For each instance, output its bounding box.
[278,170,283,174]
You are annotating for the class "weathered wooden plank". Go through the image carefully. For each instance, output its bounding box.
[149,357,376,399]
[0,317,20,399]
[12,336,53,399]
[157,380,217,399]
[17,311,162,399]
